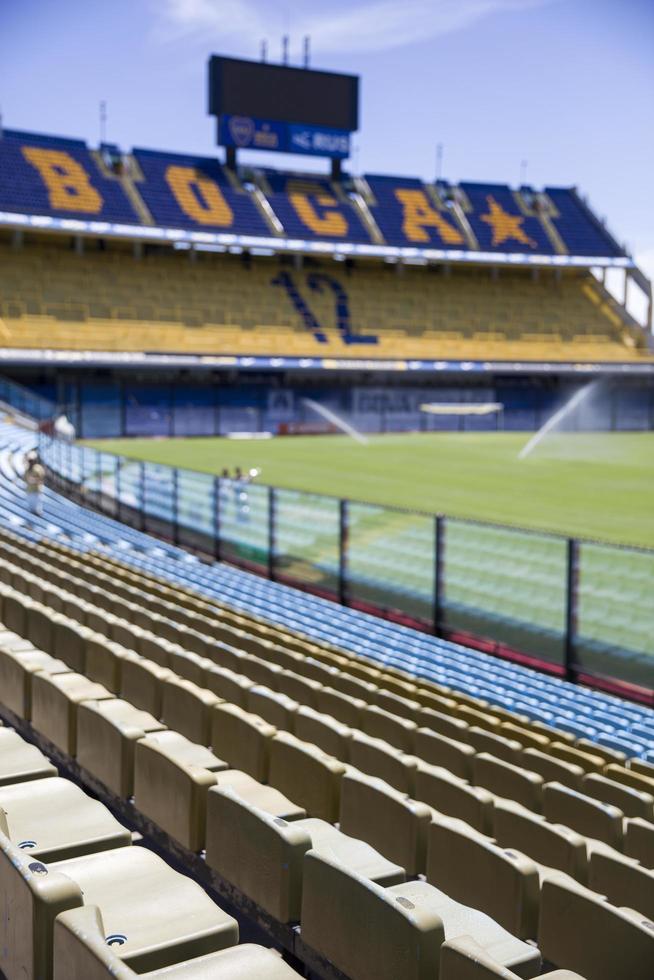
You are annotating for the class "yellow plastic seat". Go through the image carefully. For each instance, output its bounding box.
[0,728,58,787]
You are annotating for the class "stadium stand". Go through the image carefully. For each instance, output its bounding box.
[0,129,138,223]
[132,148,271,235]
[0,237,647,361]
[0,128,627,259]
[257,169,373,242]
[458,182,555,255]
[1,415,653,979]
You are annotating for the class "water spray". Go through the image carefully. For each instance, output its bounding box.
[518,380,602,460]
[301,398,369,445]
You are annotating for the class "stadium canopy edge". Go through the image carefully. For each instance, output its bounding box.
[0,210,634,270]
[0,348,652,375]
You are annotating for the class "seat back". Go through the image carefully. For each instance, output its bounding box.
[211,703,276,781]
[205,786,310,922]
[300,850,445,980]
[339,770,431,875]
[542,782,624,850]
[415,762,494,834]
[538,875,654,980]
[426,815,540,939]
[268,732,346,822]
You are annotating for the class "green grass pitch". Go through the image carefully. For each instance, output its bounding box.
[83,431,654,671]
[85,431,654,548]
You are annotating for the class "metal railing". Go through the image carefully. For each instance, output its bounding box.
[40,436,654,703]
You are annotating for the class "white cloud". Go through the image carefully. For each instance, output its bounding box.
[156,0,552,55]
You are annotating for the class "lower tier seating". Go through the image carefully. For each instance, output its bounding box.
[0,237,648,362]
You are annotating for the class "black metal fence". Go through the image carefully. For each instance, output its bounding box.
[41,437,654,704]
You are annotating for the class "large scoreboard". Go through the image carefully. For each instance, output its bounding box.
[208,55,359,159]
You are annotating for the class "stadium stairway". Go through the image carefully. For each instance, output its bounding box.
[0,417,654,978]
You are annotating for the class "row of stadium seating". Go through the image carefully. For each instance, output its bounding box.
[1,421,653,750]
[0,422,653,977]
[0,240,645,361]
[0,128,625,256]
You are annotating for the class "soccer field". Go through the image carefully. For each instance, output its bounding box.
[84,431,654,548]
[80,430,653,677]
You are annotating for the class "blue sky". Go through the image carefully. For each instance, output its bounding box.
[2,0,653,276]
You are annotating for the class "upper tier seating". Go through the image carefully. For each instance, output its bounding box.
[458,182,555,255]
[544,188,624,259]
[0,129,138,223]
[0,129,628,258]
[364,174,468,249]
[132,148,270,236]
[0,239,647,362]
[259,169,373,242]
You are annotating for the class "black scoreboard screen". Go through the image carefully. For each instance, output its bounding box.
[208,56,359,132]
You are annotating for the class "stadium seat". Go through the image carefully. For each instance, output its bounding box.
[588,846,654,919]
[205,786,403,923]
[54,907,301,978]
[414,727,475,778]
[492,798,588,882]
[439,935,584,979]
[472,753,544,812]
[160,676,222,746]
[542,782,624,850]
[537,875,654,980]
[30,671,113,756]
[0,646,70,720]
[339,769,432,875]
[211,703,276,781]
[268,731,346,823]
[348,730,419,794]
[521,748,584,790]
[301,850,541,980]
[624,816,654,866]
[582,771,654,820]
[0,840,239,980]
[415,762,494,833]
[293,704,352,760]
[0,776,131,862]
[133,731,229,850]
[76,698,165,796]
[0,727,57,786]
[426,814,540,939]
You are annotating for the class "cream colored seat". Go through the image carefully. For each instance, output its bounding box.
[160,677,222,746]
[0,647,70,720]
[77,699,165,797]
[440,935,584,979]
[538,875,654,980]
[300,851,541,980]
[30,671,113,755]
[348,730,419,794]
[293,704,351,761]
[625,816,654,866]
[0,728,57,787]
[268,731,346,823]
[426,814,540,939]
[211,703,276,781]
[542,782,624,850]
[15,844,237,980]
[339,770,431,875]
[414,727,475,779]
[415,761,494,834]
[55,907,301,978]
[492,798,588,882]
[472,753,544,812]
[588,845,654,919]
[0,776,130,863]
[205,787,403,923]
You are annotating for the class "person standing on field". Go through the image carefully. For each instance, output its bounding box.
[24,450,45,517]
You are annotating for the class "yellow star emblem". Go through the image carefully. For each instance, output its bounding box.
[480,195,536,248]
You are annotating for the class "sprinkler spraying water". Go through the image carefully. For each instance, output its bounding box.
[301,398,369,445]
[518,380,602,460]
